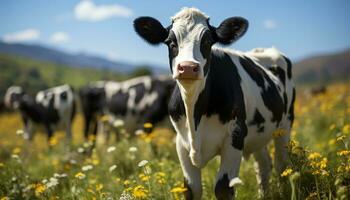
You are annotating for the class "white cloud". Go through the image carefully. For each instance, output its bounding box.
[50,32,70,43]
[263,19,277,29]
[106,52,119,62]
[74,0,132,22]
[2,29,40,43]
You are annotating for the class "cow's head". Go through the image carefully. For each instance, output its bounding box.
[134,7,248,86]
[4,86,25,109]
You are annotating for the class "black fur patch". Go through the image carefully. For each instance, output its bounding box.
[130,83,146,104]
[215,174,234,200]
[249,109,265,133]
[288,88,296,126]
[139,79,175,127]
[183,178,193,200]
[108,90,129,116]
[270,66,286,87]
[192,51,247,150]
[283,56,292,79]
[165,31,178,73]
[168,85,186,121]
[200,31,214,76]
[79,85,106,138]
[60,91,68,100]
[239,56,284,125]
[283,92,288,114]
[194,52,245,127]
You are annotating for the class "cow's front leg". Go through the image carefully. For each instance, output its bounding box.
[215,122,247,200]
[176,135,202,200]
[22,116,33,140]
[215,139,243,200]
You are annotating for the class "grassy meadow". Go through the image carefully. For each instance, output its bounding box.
[0,82,350,200]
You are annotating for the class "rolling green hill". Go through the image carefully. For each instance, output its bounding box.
[0,53,126,98]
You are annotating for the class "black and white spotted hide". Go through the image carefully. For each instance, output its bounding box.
[134,7,295,199]
[4,85,76,142]
[79,76,175,141]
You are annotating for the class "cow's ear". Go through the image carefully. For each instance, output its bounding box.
[134,17,168,45]
[214,17,248,45]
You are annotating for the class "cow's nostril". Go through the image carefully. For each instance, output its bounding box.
[178,65,184,73]
[193,66,199,73]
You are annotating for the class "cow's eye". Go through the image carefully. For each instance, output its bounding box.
[169,42,177,49]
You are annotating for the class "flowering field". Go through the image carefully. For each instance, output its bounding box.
[0,83,349,200]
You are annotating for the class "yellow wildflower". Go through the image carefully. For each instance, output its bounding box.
[92,158,100,166]
[0,163,4,168]
[96,183,103,191]
[139,173,150,182]
[34,183,46,196]
[100,115,109,122]
[132,185,148,199]
[336,135,346,142]
[281,167,293,177]
[143,123,153,129]
[319,158,328,169]
[329,123,336,131]
[1,197,10,200]
[343,124,350,134]
[49,137,58,146]
[123,180,130,186]
[12,147,21,154]
[328,139,336,145]
[308,152,321,160]
[75,172,86,179]
[337,150,350,156]
[170,186,188,193]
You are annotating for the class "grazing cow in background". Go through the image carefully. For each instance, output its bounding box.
[79,81,106,140]
[79,76,175,141]
[4,85,76,142]
[134,7,295,199]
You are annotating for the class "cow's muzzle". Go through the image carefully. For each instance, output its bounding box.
[175,61,200,80]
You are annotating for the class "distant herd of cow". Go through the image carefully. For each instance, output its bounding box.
[4,75,175,142]
[3,8,296,200]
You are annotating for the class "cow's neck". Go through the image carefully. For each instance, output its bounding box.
[176,73,209,167]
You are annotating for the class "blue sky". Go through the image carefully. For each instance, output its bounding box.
[0,0,349,67]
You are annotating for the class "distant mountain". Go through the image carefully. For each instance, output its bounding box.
[293,49,350,83]
[0,41,166,74]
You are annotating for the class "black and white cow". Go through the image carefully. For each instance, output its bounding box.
[4,85,76,141]
[134,8,295,199]
[79,81,106,140]
[79,76,175,140]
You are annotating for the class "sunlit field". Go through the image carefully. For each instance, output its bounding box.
[0,83,349,200]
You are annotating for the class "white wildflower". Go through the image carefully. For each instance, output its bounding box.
[69,159,77,164]
[107,146,116,153]
[16,129,24,135]
[82,165,93,171]
[129,147,138,152]
[109,165,117,172]
[113,119,124,128]
[46,177,59,188]
[77,147,84,153]
[138,160,148,167]
[135,129,144,136]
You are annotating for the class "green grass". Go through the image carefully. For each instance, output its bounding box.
[0,83,349,200]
